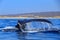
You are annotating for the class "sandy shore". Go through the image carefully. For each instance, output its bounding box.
[0,16,60,19]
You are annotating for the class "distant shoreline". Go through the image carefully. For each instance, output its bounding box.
[0,11,60,19]
[0,16,60,19]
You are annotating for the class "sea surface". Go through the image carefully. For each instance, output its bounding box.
[0,19,60,40]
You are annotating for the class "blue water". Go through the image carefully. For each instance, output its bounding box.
[0,19,60,40]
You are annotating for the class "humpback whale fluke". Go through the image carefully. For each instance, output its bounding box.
[15,19,52,32]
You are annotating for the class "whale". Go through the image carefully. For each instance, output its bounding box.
[15,19,53,33]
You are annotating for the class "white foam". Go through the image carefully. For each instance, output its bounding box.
[0,26,17,30]
[4,26,15,29]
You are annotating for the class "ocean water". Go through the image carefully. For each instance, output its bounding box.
[0,19,60,40]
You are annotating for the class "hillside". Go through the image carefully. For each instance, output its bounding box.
[0,12,60,18]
